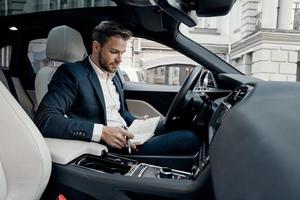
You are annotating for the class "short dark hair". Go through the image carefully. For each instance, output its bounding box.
[92,21,132,46]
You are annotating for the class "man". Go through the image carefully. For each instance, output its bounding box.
[35,21,200,155]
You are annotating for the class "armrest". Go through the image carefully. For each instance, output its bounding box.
[45,138,108,165]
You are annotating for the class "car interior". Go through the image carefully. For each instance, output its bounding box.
[1,0,300,200]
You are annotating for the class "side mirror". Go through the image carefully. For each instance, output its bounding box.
[156,0,236,24]
[200,70,218,88]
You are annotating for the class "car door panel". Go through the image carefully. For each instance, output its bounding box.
[123,82,179,116]
[125,99,164,118]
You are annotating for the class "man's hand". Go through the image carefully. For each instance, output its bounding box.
[102,126,136,150]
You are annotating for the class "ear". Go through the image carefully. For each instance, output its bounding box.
[92,41,101,52]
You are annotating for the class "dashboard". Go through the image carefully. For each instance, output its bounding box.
[208,81,300,199]
[208,84,254,143]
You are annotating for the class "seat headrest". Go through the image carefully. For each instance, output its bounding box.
[46,25,86,62]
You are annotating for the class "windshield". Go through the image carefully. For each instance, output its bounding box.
[2,0,299,84]
[0,0,116,16]
[180,0,300,82]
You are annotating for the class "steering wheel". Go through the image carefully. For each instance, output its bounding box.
[164,66,202,129]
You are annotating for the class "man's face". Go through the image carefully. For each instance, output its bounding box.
[96,36,128,73]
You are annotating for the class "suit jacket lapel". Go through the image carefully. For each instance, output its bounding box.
[83,58,107,122]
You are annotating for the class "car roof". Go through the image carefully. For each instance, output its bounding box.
[0,5,179,49]
[0,0,237,48]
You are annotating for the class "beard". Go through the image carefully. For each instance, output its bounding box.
[98,50,118,73]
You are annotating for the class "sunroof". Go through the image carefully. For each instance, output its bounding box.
[0,0,116,17]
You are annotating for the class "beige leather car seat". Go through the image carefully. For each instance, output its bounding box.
[0,80,52,200]
[35,25,86,105]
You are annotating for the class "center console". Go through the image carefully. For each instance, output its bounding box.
[73,153,196,180]
[45,138,200,181]
[43,138,213,200]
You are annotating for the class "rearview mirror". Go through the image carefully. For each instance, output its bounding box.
[156,0,197,27]
[195,0,236,17]
[156,0,235,27]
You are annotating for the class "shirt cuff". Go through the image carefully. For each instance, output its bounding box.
[91,123,103,142]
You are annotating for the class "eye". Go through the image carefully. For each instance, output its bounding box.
[110,49,118,54]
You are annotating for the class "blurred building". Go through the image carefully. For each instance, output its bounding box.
[182,0,300,81]
[130,0,300,83]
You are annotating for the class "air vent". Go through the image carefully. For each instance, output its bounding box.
[225,85,252,106]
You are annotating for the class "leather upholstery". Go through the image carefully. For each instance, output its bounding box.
[0,81,51,200]
[35,25,86,105]
[46,25,86,62]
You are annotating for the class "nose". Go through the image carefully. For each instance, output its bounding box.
[116,53,122,63]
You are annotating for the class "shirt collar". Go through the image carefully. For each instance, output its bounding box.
[88,56,115,80]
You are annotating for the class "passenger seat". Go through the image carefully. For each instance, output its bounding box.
[35,25,86,105]
[0,80,52,199]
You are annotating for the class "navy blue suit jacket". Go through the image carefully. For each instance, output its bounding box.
[34,57,136,141]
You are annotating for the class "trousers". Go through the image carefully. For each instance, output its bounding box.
[135,130,200,155]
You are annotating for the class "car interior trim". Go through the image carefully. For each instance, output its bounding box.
[45,138,108,165]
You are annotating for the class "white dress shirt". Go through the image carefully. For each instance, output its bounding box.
[88,56,127,142]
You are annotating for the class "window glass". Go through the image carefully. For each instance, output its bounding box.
[28,39,63,73]
[293,1,300,30]
[0,0,115,17]
[121,37,198,86]
[28,37,198,86]
[0,46,12,68]
[180,0,300,82]
[197,17,217,29]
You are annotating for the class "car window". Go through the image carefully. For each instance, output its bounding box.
[0,0,116,16]
[28,37,198,86]
[0,46,12,68]
[121,37,198,86]
[28,39,63,73]
[180,0,300,82]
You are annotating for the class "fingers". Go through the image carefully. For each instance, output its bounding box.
[102,126,135,149]
[111,139,124,149]
[119,127,134,139]
[125,132,134,139]
[130,142,137,150]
